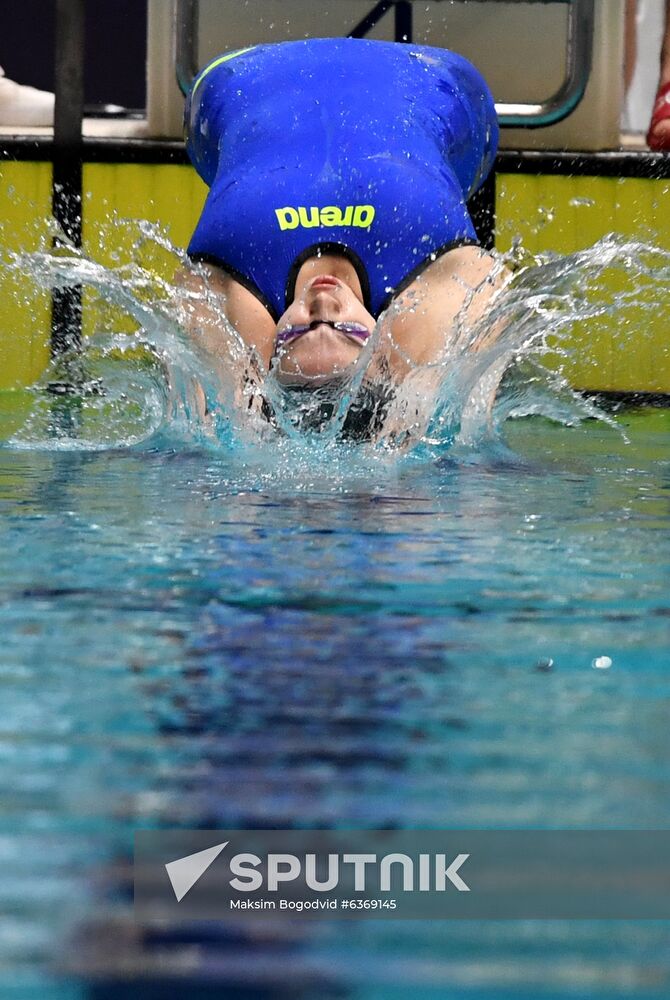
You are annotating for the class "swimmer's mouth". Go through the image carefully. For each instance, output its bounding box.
[275,320,371,347]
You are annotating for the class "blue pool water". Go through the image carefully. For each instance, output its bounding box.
[1,228,670,997]
[1,405,669,998]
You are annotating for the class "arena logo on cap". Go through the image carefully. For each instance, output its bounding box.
[275,205,376,230]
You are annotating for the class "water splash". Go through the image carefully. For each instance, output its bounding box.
[1,222,666,458]
[3,221,229,450]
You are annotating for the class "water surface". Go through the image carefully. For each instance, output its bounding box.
[1,407,669,998]
[2,227,670,998]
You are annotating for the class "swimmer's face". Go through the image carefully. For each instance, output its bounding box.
[273,261,375,385]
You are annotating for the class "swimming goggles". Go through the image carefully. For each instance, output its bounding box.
[275,319,371,347]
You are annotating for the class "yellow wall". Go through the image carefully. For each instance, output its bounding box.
[1,160,669,393]
[497,173,670,392]
[0,161,53,389]
[82,162,206,287]
[0,160,208,391]
[81,162,208,339]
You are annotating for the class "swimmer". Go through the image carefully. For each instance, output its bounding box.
[176,38,510,437]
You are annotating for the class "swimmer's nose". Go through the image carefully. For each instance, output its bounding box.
[308,288,341,321]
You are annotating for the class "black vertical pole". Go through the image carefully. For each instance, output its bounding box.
[51,0,85,358]
[467,172,496,252]
[394,1,412,42]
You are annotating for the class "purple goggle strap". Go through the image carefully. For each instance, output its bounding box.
[275,320,371,347]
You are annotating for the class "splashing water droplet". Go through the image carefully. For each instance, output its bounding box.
[592,655,613,670]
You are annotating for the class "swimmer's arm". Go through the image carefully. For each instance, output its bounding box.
[174,261,276,372]
[379,246,511,374]
[173,262,277,417]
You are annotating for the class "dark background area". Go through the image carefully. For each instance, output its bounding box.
[0,0,147,109]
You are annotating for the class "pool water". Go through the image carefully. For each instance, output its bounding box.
[1,403,669,998]
[2,226,670,997]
